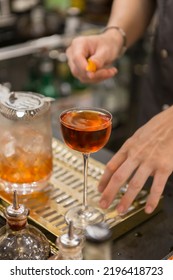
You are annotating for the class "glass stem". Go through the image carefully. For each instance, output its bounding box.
[83,153,89,210]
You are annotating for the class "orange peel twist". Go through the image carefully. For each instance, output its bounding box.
[86,59,97,72]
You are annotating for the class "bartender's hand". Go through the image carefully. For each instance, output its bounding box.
[98,106,173,214]
[66,31,123,83]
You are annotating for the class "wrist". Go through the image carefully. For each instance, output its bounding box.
[101,26,127,57]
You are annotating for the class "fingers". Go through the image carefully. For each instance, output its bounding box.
[67,51,117,83]
[145,172,169,214]
[98,149,127,193]
[66,47,88,80]
[116,164,151,213]
[98,153,169,215]
[98,106,173,214]
[66,36,118,83]
[99,157,139,209]
[86,67,118,83]
[99,160,169,215]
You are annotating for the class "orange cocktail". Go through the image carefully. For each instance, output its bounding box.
[60,109,111,153]
[0,126,53,193]
[60,107,112,229]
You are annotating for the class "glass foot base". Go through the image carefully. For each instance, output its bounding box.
[65,205,104,229]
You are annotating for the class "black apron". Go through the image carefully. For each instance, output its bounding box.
[138,0,173,125]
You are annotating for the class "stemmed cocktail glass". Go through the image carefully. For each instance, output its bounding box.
[60,107,112,229]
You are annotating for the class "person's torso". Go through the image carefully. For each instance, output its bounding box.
[139,0,173,124]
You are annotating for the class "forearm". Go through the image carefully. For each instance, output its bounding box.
[107,0,156,48]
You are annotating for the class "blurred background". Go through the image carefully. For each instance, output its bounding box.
[0,0,154,153]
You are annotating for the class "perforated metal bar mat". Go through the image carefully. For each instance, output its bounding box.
[0,138,163,244]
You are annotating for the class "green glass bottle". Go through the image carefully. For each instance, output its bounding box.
[38,51,59,99]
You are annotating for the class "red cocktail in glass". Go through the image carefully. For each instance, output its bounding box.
[60,107,112,229]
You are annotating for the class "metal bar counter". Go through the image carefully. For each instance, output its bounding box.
[0,99,173,261]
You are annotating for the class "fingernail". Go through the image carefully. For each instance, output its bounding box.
[145,205,153,214]
[99,200,108,209]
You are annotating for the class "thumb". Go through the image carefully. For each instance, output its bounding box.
[87,56,105,71]
[88,48,116,71]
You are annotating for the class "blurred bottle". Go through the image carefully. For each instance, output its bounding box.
[56,51,72,97]
[11,0,40,13]
[15,3,47,40]
[44,0,70,13]
[64,7,81,36]
[24,53,40,92]
[70,0,86,13]
[49,221,84,260]
[29,5,46,38]
[38,50,59,99]
[0,191,50,260]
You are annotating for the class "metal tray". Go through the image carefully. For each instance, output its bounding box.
[0,138,163,246]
